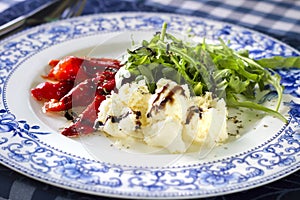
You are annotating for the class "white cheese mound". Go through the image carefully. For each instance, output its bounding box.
[96,78,228,153]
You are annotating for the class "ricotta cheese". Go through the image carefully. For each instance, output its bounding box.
[96,78,228,153]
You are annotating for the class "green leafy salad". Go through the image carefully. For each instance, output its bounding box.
[123,22,300,122]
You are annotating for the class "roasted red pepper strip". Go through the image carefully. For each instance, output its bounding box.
[43,56,85,81]
[48,59,60,67]
[61,95,106,137]
[72,58,121,84]
[43,70,117,112]
[82,58,121,76]
[44,56,121,82]
[98,78,116,95]
[43,76,100,112]
[31,81,74,101]
[60,72,117,136]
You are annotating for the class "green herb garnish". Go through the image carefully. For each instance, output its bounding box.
[125,22,300,122]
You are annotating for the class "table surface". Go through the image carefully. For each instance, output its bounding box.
[0,0,300,199]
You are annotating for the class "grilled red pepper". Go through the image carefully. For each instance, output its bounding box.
[82,58,121,76]
[61,95,106,137]
[44,56,121,82]
[43,77,98,112]
[48,59,60,67]
[31,55,122,136]
[43,70,117,112]
[60,71,117,136]
[43,56,85,81]
[31,81,74,101]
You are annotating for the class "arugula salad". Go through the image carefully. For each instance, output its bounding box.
[123,22,300,122]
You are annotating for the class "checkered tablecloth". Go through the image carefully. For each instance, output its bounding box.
[0,0,300,200]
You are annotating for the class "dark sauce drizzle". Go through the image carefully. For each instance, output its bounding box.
[185,106,203,124]
[147,84,186,118]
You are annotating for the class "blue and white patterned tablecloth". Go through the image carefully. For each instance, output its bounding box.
[0,0,300,200]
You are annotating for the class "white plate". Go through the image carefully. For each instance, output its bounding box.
[0,12,300,199]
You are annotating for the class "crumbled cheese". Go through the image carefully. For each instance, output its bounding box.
[96,78,228,153]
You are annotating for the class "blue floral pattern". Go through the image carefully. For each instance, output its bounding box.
[0,13,300,198]
[277,69,300,98]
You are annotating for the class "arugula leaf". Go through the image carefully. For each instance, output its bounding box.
[256,56,300,69]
